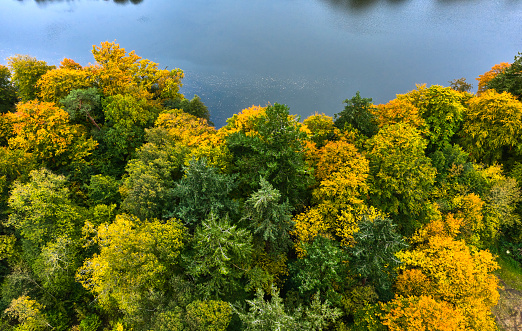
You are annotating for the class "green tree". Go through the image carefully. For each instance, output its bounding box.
[164,95,213,124]
[241,177,294,255]
[168,157,238,227]
[120,129,185,220]
[185,300,232,331]
[487,52,522,98]
[6,169,82,254]
[0,65,17,113]
[183,214,252,298]
[349,215,407,300]
[234,287,341,331]
[460,89,522,164]
[290,236,349,303]
[225,103,313,208]
[60,88,103,131]
[365,122,437,235]
[100,93,159,169]
[334,91,378,137]
[7,55,55,102]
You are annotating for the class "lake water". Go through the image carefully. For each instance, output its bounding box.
[1,0,521,127]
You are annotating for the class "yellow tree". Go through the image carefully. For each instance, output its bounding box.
[293,140,370,253]
[393,220,500,330]
[37,58,93,104]
[461,89,522,164]
[7,55,55,102]
[88,41,184,100]
[5,101,97,168]
[76,214,185,315]
[365,122,437,234]
[381,295,467,331]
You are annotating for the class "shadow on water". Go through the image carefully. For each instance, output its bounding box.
[17,0,144,5]
[323,0,408,12]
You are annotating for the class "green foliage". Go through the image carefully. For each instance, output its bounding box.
[226,103,313,207]
[120,136,181,220]
[0,65,17,113]
[183,214,252,298]
[101,94,158,163]
[78,313,101,331]
[487,52,522,98]
[290,236,349,302]
[334,91,378,137]
[7,169,82,252]
[234,287,341,330]
[414,85,467,151]
[86,174,121,206]
[76,214,185,316]
[169,157,238,226]
[349,216,407,300]
[60,88,103,131]
[366,123,437,234]
[7,55,55,102]
[185,300,232,331]
[164,95,213,124]
[242,177,293,255]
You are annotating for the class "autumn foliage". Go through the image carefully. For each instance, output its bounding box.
[0,43,518,331]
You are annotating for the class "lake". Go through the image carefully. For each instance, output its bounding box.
[1,0,521,127]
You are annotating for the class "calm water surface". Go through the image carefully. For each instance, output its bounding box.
[1,0,521,127]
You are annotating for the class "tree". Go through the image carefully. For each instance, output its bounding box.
[183,214,252,298]
[5,101,97,169]
[37,63,93,104]
[349,215,407,300]
[449,77,473,92]
[7,169,82,253]
[461,89,522,164]
[169,157,238,226]
[0,65,17,113]
[7,55,55,102]
[120,130,184,220]
[394,221,500,330]
[225,104,313,208]
[293,140,370,251]
[365,122,437,235]
[241,177,294,256]
[372,97,424,130]
[413,85,467,151]
[234,287,341,331]
[4,295,52,330]
[101,93,159,164]
[88,41,183,100]
[164,94,213,124]
[381,295,467,331]
[290,236,349,301]
[334,91,378,137]
[476,62,511,95]
[60,88,103,131]
[486,52,522,98]
[76,214,185,315]
[185,300,232,331]
[302,113,340,148]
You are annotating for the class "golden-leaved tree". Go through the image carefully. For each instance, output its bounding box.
[390,218,500,330]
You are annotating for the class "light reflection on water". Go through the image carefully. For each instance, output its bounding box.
[2,0,522,127]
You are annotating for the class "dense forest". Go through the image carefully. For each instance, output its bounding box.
[0,41,521,330]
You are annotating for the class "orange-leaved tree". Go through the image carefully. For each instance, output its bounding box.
[392,219,500,330]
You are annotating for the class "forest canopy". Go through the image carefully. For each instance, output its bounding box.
[0,42,521,330]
